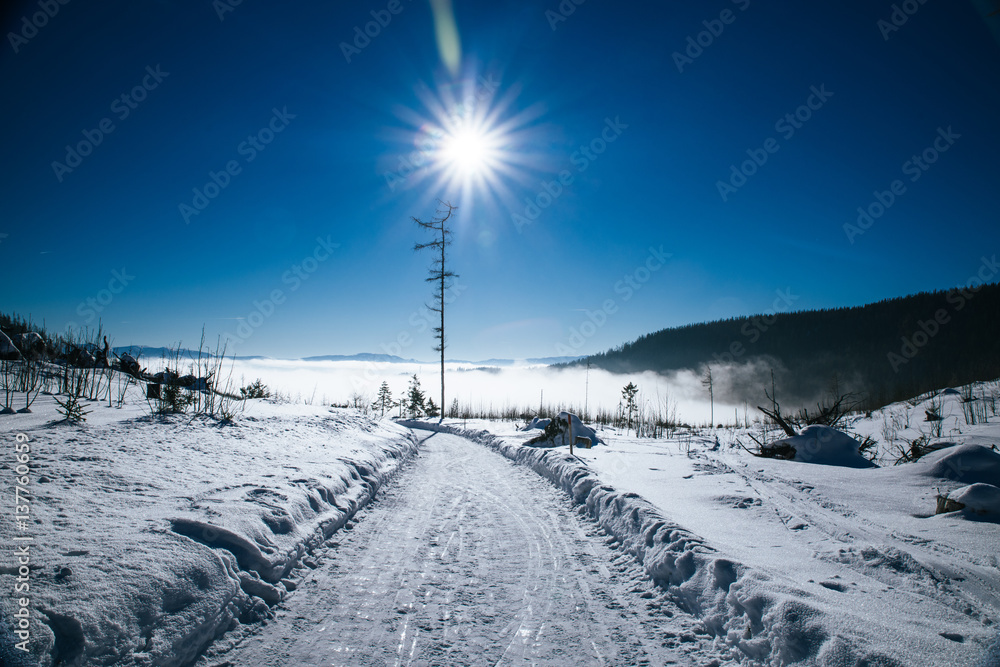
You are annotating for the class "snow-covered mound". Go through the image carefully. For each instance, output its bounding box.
[948,483,1000,519]
[520,416,550,431]
[771,425,876,468]
[525,411,601,448]
[915,443,1000,486]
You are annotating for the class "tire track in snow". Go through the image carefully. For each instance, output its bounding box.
[214,431,724,666]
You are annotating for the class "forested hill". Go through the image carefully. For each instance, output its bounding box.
[570,281,1000,408]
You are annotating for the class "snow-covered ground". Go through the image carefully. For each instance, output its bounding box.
[0,389,418,666]
[2,378,999,666]
[445,384,1000,665]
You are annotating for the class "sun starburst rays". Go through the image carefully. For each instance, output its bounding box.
[387,74,541,223]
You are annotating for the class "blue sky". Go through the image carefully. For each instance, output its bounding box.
[2,0,999,360]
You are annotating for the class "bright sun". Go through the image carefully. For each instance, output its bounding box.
[394,74,538,217]
[440,124,495,175]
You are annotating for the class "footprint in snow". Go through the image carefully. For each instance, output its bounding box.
[819,580,847,592]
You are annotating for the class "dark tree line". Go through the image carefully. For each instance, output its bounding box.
[567,282,1000,410]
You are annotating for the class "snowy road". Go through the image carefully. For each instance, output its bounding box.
[214,430,725,666]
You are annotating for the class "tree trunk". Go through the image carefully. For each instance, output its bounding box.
[439,227,446,422]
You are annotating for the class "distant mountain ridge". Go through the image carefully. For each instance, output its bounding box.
[112,347,581,367]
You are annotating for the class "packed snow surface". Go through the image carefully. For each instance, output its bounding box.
[215,430,726,666]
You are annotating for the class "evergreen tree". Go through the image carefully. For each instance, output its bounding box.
[425,397,439,418]
[374,381,394,416]
[54,393,91,423]
[621,382,638,433]
[406,374,425,418]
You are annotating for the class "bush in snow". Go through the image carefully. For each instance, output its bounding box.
[240,378,270,399]
[54,393,92,423]
[348,391,371,415]
[161,380,194,414]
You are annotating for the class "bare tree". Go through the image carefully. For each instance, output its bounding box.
[757,368,796,437]
[413,201,458,423]
[701,365,714,427]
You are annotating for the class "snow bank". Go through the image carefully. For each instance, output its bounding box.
[771,425,876,468]
[915,444,1000,486]
[0,397,419,667]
